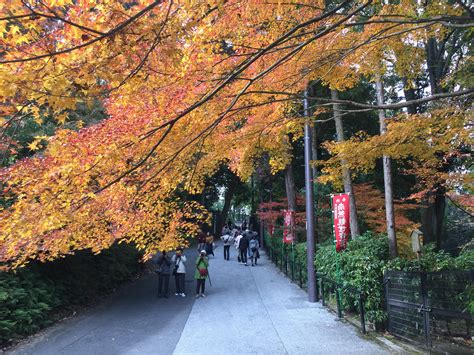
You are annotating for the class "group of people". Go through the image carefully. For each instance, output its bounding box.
[154,222,259,300]
[220,222,260,267]
[197,230,215,257]
[154,247,210,299]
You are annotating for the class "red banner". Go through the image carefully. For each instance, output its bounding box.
[332,194,350,252]
[283,210,295,244]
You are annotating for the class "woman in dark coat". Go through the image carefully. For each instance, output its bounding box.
[156,250,171,298]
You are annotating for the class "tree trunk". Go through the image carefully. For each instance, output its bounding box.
[402,77,418,115]
[421,187,445,250]
[217,184,235,236]
[420,38,447,249]
[426,37,442,95]
[284,161,297,211]
[376,75,398,257]
[331,89,360,238]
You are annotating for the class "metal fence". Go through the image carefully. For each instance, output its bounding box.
[384,269,473,349]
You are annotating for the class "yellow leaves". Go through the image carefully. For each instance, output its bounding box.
[28,136,48,151]
[10,25,21,36]
[56,112,68,125]
[1,0,469,269]
[47,0,68,7]
[318,108,471,193]
[284,118,304,140]
[27,141,40,151]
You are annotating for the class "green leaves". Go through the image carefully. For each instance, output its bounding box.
[315,232,390,324]
[0,242,142,346]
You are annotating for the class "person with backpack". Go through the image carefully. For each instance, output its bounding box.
[249,235,260,266]
[156,250,171,298]
[171,248,187,297]
[220,232,234,261]
[195,250,209,298]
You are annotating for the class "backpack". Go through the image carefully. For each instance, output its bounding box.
[249,239,258,252]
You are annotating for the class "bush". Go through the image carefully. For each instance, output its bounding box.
[388,245,474,272]
[315,231,389,324]
[0,271,60,342]
[314,232,473,326]
[0,243,143,345]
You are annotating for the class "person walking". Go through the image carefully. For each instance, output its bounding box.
[171,248,187,297]
[205,232,214,257]
[220,232,233,261]
[238,232,249,266]
[195,250,209,298]
[197,229,206,251]
[234,230,243,262]
[221,221,232,237]
[249,235,260,266]
[156,250,171,298]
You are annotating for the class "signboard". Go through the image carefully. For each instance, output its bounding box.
[283,209,295,244]
[332,194,350,252]
[410,229,423,254]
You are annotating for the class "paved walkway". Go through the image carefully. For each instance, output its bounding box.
[9,242,389,355]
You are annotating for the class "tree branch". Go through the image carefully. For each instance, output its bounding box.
[0,0,164,64]
[243,88,474,110]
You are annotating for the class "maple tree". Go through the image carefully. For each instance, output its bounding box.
[0,0,472,268]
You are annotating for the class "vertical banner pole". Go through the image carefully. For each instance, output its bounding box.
[332,193,351,319]
[291,242,295,281]
[304,88,316,302]
[331,195,342,318]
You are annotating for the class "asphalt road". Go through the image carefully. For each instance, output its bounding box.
[9,244,388,355]
[9,249,200,355]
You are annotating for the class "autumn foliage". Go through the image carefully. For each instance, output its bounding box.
[0,0,471,268]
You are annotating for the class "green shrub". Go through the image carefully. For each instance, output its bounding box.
[388,246,474,317]
[387,244,474,272]
[315,231,389,324]
[314,233,473,326]
[0,243,143,345]
[0,270,59,343]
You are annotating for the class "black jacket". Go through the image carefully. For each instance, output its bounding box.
[156,254,172,274]
[239,236,249,250]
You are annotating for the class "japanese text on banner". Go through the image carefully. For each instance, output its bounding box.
[283,210,295,244]
[332,194,350,252]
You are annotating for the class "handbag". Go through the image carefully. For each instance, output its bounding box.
[197,258,208,277]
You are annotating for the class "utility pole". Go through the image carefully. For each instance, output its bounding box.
[304,88,317,303]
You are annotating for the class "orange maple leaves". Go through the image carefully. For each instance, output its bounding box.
[1,0,470,268]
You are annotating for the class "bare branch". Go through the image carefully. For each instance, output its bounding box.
[243,89,474,110]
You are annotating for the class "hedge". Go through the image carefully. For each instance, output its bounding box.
[1,243,143,345]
